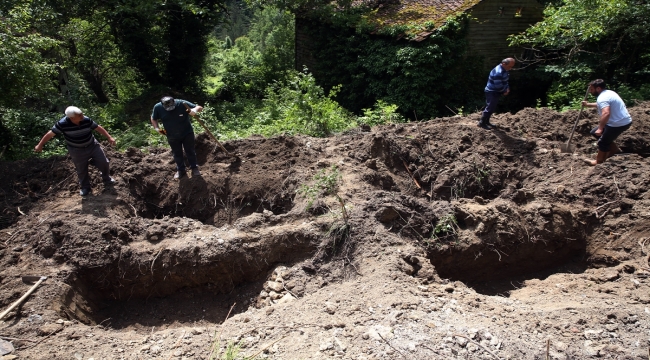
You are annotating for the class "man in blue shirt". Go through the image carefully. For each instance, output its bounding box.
[581,79,632,165]
[151,96,204,179]
[34,106,116,197]
[479,58,515,130]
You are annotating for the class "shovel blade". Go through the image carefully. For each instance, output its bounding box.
[560,143,575,153]
[22,276,46,284]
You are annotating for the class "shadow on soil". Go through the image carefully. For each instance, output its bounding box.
[55,230,319,328]
[429,240,588,296]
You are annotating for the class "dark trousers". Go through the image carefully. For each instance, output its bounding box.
[68,141,111,190]
[168,133,198,172]
[591,123,631,152]
[483,91,502,120]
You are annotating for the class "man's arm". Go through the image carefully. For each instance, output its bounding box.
[150,117,165,134]
[597,106,611,131]
[188,105,203,116]
[34,131,56,152]
[95,126,116,146]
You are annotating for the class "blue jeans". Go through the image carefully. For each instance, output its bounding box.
[591,123,631,152]
[168,133,198,172]
[483,91,502,120]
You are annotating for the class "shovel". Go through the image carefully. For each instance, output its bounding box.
[560,85,591,153]
[182,103,234,156]
[0,276,47,321]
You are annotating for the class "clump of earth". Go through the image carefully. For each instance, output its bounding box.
[1,104,649,359]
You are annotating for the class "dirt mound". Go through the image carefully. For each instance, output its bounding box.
[0,104,649,359]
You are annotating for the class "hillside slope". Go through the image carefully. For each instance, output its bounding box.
[1,105,649,359]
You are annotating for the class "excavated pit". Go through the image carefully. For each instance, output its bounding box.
[428,239,589,296]
[55,221,320,326]
[429,201,597,292]
[118,134,303,226]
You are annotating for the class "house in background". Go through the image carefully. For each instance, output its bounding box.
[296,0,544,72]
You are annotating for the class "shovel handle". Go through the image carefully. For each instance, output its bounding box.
[566,85,592,145]
[0,277,47,321]
[182,103,232,155]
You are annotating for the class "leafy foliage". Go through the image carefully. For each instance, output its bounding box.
[511,0,650,109]
[208,5,296,100]
[104,0,227,92]
[0,1,60,108]
[0,108,65,159]
[201,70,355,139]
[302,14,484,118]
[357,100,406,126]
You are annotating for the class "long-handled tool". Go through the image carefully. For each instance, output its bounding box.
[560,85,591,153]
[0,276,47,321]
[182,103,233,156]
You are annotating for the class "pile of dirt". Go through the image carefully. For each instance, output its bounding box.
[0,104,649,359]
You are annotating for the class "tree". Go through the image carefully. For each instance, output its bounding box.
[208,5,295,100]
[0,0,59,108]
[511,0,650,88]
[106,0,227,91]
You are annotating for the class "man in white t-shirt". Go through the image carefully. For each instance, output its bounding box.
[581,79,632,165]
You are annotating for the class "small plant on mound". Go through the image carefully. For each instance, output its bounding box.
[357,100,406,126]
[208,339,247,360]
[327,195,350,239]
[451,177,467,200]
[207,303,261,359]
[428,213,460,247]
[473,162,491,190]
[297,165,341,210]
[326,219,351,256]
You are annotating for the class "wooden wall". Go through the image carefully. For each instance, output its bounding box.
[466,0,543,70]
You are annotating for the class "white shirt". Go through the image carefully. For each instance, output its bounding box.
[597,90,632,127]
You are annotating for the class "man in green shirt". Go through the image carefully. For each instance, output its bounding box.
[151,96,204,179]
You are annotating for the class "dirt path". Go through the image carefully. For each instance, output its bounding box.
[0,104,649,359]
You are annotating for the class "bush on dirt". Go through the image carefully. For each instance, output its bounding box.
[208,337,249,360]
[428,213,460,248]
[357,100,406,127]
[297,165,342,210]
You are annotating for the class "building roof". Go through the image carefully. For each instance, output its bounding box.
[358,0,481,40]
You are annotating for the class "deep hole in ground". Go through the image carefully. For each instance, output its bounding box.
[55,224,320,327]
[120,136,301,225]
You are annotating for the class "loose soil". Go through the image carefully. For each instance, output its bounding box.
[1,104,649,359]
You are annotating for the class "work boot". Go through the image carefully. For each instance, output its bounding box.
[584,150,608,166]
[80,188,91,197]
[174,170,186,179]
[103,177,115,186]
[477,114,492,130]
[191,167,201,177]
